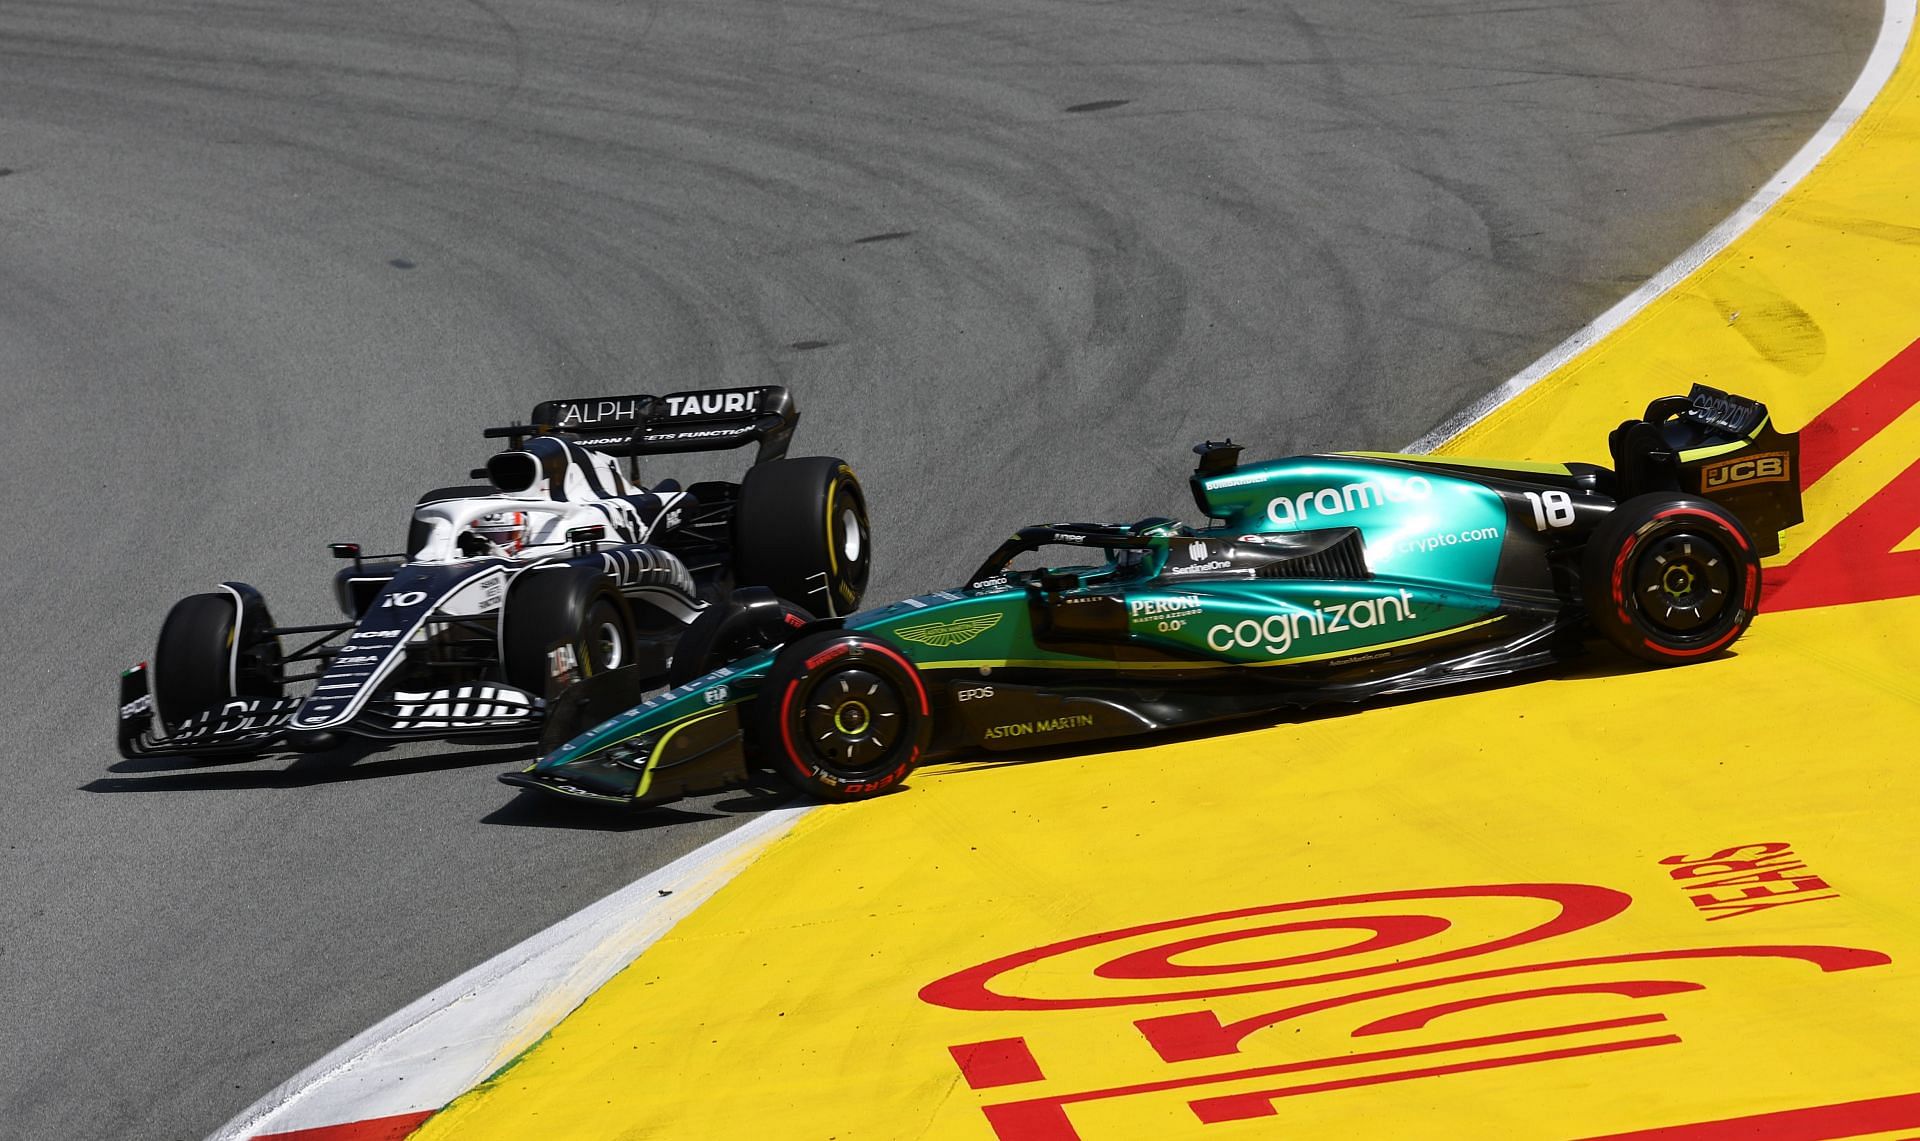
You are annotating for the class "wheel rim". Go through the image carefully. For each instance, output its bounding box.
[1631,530,1735,637]
[800,666,901,775]
[593,618,626,670]
[840,506,864,565]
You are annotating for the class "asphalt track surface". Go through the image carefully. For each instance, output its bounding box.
[0,2,1878,1138]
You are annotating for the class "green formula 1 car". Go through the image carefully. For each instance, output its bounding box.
[500,385,1802,808]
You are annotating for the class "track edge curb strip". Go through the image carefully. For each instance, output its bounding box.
[1407,0,1916,454]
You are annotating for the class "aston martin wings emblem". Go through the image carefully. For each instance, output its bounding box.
[894,612,1003,648]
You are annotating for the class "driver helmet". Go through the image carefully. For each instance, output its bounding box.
[469,510,527,555]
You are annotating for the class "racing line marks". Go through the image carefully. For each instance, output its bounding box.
[1408,0,1915,454]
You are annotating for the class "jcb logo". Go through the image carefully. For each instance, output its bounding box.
[1702,451,1791,490]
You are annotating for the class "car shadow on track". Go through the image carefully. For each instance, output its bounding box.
[927,644,1722,780]
[480,784,797,831]
[83,736,802,832]
[81,738,536,794]
[80,646,1707,818]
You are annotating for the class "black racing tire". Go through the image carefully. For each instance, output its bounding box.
[501,567,635,698]
[408,485,495,558]
[667,588,813,687]
[734,457,870,618]
[752,630,929,802]
[151,590,283,734]
[1582,492,1761,666]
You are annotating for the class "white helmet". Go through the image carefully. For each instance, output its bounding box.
[468,510,526,556]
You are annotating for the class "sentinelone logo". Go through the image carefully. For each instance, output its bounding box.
[1207,589,1417,657]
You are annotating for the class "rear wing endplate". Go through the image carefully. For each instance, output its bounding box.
[1611,384,1803,556]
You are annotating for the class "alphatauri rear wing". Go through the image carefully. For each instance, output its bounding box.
[1611,385,1803,556]
[484,386,797,464]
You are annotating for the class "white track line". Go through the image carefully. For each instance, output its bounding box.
[1408,0,1915,454]
[210,806,810,1141]
[211,7,1914,1139]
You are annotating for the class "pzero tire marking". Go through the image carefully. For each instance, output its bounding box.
[772,636,926,795]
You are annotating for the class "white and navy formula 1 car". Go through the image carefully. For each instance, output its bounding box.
[117,386,872,758]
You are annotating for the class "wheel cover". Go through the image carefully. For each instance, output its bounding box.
[1631,530,1736,636]
[800,666,902,775]
[840,506,864,565]
[593,618,626,670]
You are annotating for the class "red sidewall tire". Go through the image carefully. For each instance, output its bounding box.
[1583,494,1760,666]
[756,631,929,802]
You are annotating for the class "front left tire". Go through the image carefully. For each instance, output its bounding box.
[150,588,283,735]
[752,630,929,802]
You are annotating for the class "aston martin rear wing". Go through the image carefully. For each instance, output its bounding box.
[1610,384,1803,556]
[484,385,797,464]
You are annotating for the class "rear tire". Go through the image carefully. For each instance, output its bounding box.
[1582,493,1760,665]
[734,457,870,617]
[151,590,283,734]
[752,630,929,802]
[501,567,634,698]
[667,588,813,687]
